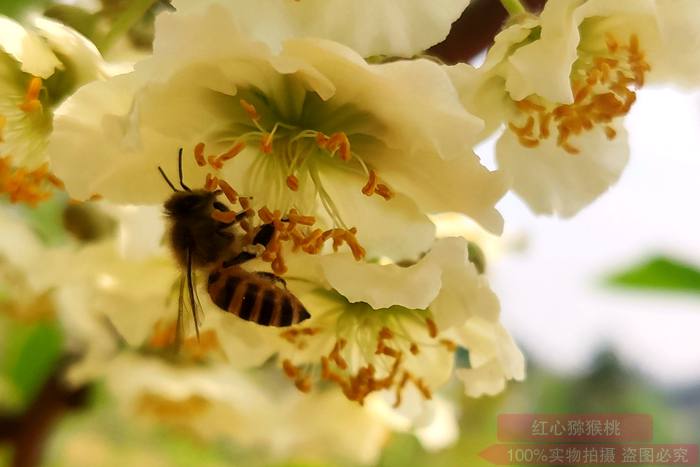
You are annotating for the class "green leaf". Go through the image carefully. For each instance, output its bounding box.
[605,256,700,294]
[0,318,63,412]
[0,0,52,18]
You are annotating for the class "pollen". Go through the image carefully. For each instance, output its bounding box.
[508,34,650,155]
[204,173,219,191]
[207,155,224,170]
[211,209,238,223]
[286,174,299,191]
[280,314,452,406]
[325,132,351,161]
[0,156,63,205]
[260,133,274,154]
[217,179,238,204]
[18,77,42,113]
[194,142,206,167]
[239,99,260,121]
[218,142,246,162]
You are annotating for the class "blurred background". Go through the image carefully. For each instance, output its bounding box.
[0,0,699,466]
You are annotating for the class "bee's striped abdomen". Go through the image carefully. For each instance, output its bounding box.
[207,267,310,327]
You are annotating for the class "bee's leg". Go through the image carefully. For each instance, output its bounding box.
[216,210,251,229]
[254,272,287,288]
[252,222,275,247]
[222,251,257,267]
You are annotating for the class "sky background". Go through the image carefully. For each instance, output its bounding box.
[479,85,700,388]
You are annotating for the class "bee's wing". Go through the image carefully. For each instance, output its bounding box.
[174,248,205,349]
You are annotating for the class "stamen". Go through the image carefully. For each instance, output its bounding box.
[194,143,206,167]
[425,318,438,339]
[218,142,246,162]
[374,184,394,200]
[239,99,260,121]
[207,155,224,170]
[19,77,42,113]
[217,179,238,204]
[508,34,649,155]
[286,174,299,191]
[288,209,315,226]
[211,209,238,223]
[261,133,273,154]
[0,157,62,205]
[326,132,351,161]
[204,173,218,191]
[361,169,378,196]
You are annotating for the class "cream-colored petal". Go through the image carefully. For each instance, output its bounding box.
[655,0,700,86]
[319,253,442,311]
[317,160,436,261]
[455,318,525,398]
[283,38,484,156]
[0,15,61,78]
[375,147,507,234]
[424,237,500,331]
[172,0,471,57]
[30,16,105,85]
[496,123,629,217]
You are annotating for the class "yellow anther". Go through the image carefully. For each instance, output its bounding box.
[211,209,238,223]
[239,99,259,121]
[260,133,273,154]
[218,142,246,162]
[19,77,42,113]
[425,318,438,339]
[217,179,238,204]
[194,142,206,167]
[286,174,299,191]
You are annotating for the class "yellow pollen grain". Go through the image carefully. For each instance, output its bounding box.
[194,143,206,167]
[509,34,650,155]
[361,169,378,196]
[286,174,299,191]
[239,99,259,121]
[211,209,238,223]
[204,173,218,191]
[218,142,246,162]
[282,359,298,378]
[425,318,438,339]
[19,77,42,113]
[0,157,62,205]
[260,133,273,154]
[217,179,238,204]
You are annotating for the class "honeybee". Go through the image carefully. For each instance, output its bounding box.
[158,148,310,346]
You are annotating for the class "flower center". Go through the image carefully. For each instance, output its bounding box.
[0,155,64,205]
[508,33,650,154]
[189,148,365,274]
[201,91,394,231]
[278,301,457,406]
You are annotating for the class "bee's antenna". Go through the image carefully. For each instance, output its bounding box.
[177,148,191,192]
[158,166,179,192]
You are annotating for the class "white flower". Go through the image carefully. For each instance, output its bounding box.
[48,5,506,262]
[449,0,700,217]
[96,354,390,464]
[261,237,523,407]
[172,0,472,58]
[0,15,105,203]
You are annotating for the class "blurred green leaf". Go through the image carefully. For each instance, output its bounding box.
[16,194,69,246]
[605,256,700,294]
[0,0,52,18]
[0,319,63,412]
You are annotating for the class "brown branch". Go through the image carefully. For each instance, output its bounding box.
[430,0,547,64]
[0,362,90,467]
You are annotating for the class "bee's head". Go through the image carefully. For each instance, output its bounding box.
[164,189,221,218]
